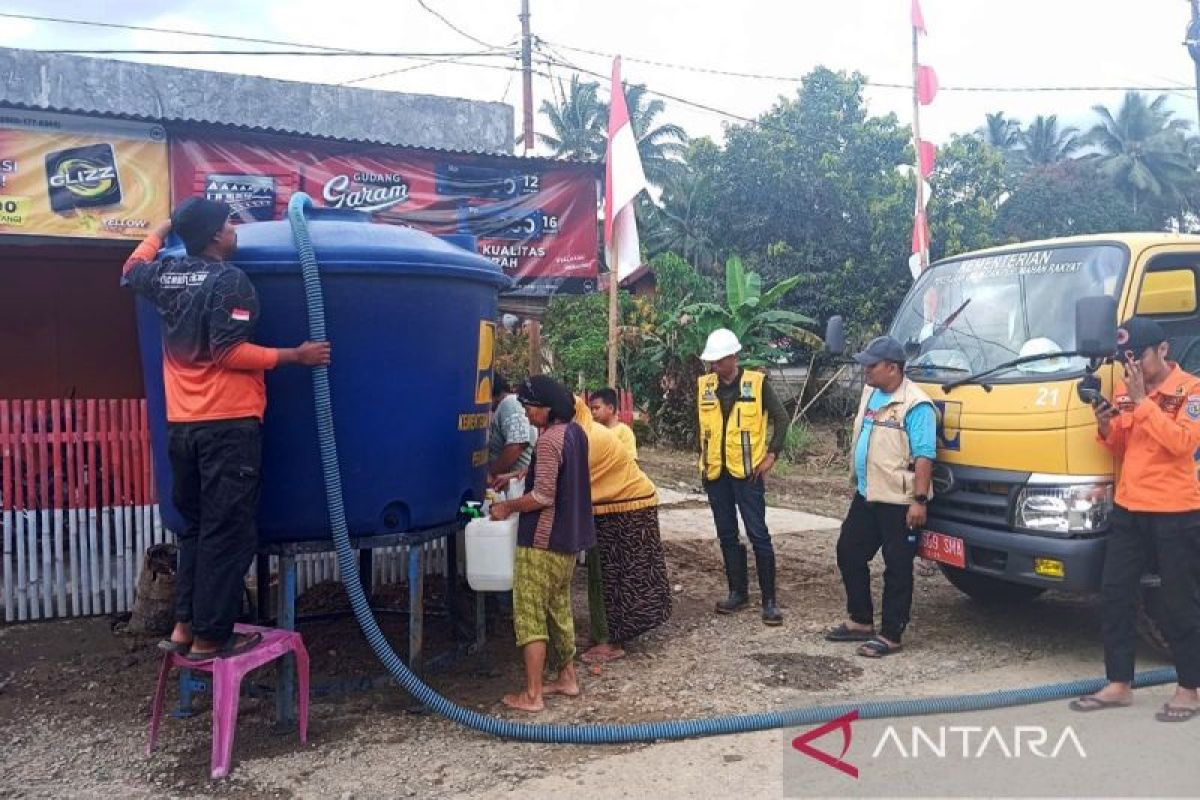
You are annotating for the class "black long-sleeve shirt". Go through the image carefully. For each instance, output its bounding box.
[715,368,789,455]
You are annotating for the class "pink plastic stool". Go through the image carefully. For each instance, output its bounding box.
[147,623,309,779]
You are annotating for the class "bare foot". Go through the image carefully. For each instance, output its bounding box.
[1167,687,1200,711]
[1090,682,1134,705]
[501,691,544,712]
[169,622,192,646]
[544,667,580,697]
[581,643,626,664]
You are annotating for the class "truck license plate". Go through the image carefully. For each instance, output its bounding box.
[919,531,966,569]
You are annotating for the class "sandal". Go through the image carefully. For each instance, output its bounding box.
[1069,695,1132,713]
[1155,703,1199,723]
[857,636,902,658]
[184,632,262,662]
[824,623,876,642]
[157,639,191,655]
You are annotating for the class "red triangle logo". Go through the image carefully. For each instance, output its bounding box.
[791,710,859,779]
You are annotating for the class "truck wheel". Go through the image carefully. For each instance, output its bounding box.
[1136,585,1173,658]
[939,565,1046,604]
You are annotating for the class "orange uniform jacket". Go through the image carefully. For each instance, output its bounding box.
[122,233,278,423]
[1100,363,1200,513]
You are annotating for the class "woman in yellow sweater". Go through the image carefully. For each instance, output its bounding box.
[572,397,672,664]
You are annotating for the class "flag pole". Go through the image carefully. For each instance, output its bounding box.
[607,256,619,387]
[911,15,929,270]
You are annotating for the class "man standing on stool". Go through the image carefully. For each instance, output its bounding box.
[827,335,935,658]
[123,198,330,660]
[697,328,789,625]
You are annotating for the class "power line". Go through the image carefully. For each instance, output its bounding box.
[33,48,516,58]
[416,0,503,49]
[341,42,518,86]
[0,11,359,53]
[543,38,1192,94]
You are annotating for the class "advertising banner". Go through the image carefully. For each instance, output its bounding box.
[170,134,599,295]
[0,110,169,240]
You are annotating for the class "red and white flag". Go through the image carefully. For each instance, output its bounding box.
[604,56,648,281]
[911,0,927,35]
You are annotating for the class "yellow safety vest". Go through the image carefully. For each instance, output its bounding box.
[697,370,768,480]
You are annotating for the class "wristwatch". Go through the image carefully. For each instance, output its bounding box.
[914,494,929,505]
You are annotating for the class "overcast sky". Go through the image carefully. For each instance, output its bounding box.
[6,0,1200,150]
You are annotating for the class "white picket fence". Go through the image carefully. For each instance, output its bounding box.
[0,398,446,623]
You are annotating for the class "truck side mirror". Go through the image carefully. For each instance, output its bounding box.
[825,316,845,356]
[1075,296,1118,359]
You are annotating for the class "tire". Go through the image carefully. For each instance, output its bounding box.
[1136,584,1173,659]
[939,565,1047,604]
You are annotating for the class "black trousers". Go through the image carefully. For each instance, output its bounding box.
[704,473,774,558]
[168,418,262,644]
[1102,506,1200,689]
[836,493,918,642]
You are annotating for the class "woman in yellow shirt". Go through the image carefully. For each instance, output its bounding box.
[573,397,671,664]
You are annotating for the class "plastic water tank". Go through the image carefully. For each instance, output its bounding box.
[134,207,511,543]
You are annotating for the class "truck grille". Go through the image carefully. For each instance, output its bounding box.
[928,464,1030,530]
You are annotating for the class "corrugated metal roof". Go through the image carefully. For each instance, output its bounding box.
[0,45,589,161]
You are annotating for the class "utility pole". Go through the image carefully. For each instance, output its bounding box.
[519,0,543,373]
[911,21,929,271]
[520,0,534,152]
[1187,0,1200,129]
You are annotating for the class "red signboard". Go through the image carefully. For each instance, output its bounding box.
[168,134,599,295]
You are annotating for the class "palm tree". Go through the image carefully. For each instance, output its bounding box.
[641,167,717,269]
[603,84,690,187]
[534,75,605,160]
[978,111,1020,151]
[1017,115,1083,166]
[1087,91,1195,213]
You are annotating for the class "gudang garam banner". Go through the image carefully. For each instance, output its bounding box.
[169,134,600,295]
[0,110,169,240]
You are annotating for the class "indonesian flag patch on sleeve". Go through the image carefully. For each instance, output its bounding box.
[231,307,251,322]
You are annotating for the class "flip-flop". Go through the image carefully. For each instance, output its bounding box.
[825,623,876,642]
[184,632,262,662]
[581,647,626,665]
[1068,695,1132,712]
[857,636,902,658]
[157,639,190,655]
[1155,704,1199,723]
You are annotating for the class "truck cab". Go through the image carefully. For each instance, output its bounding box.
[885,234,1200,643]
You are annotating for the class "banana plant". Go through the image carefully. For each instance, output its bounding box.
[679,256,821,366]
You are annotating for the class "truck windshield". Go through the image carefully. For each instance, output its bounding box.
[891,245,1128,382]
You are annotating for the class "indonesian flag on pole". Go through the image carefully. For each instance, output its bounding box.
[605,56,648,281]
[911,0,927,34]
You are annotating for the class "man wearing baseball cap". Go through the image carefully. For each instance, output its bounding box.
[696,328,790,625]
[122,199,331,660]
[1070,316,1200,722]
[826,335,936,658]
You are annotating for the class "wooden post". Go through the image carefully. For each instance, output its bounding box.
[527,319,542,375]
[607,269,619,387]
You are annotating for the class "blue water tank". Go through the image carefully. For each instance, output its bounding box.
[135,208,511,543]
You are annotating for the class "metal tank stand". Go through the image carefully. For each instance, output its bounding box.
[171,523,486,726]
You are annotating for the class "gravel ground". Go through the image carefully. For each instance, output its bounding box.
[0,444,1117,799]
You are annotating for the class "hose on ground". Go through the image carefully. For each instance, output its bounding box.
[285,192,1178,744]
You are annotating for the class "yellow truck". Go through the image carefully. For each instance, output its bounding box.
[859,233,1200,649]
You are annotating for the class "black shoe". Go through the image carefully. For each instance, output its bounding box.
[755,549,783,626]
[716,543,749,614]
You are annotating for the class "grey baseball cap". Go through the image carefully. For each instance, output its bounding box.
[853,335,906,366]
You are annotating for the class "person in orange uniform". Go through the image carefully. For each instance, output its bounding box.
[1070,317,1200,722]
[122,199,331,660]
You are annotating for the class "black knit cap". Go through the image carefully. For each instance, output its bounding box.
[171,197,231,256]
[517,375,576,422]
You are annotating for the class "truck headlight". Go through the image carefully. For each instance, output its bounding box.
[1015,483,1113,534]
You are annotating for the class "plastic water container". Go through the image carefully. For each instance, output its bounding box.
[465,517,518,591]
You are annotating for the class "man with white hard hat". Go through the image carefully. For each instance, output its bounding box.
[696,328,790,625]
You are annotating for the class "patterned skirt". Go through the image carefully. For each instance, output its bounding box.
[593,507,672,643]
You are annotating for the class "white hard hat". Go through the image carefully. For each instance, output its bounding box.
[701,328,742,362]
